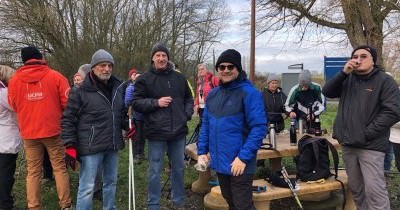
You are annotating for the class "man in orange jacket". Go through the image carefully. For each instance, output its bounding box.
[7,46,72,210]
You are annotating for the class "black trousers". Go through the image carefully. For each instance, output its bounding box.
[217,173,255,210]
[0,153,18,209]
[133,120,145,156]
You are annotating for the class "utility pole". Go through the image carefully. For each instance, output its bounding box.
[250,0,255,83]
[213,49,216,75]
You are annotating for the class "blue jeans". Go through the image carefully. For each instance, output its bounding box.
[147,138,186,210]
[384,143,393,171]
[77,151,118,210]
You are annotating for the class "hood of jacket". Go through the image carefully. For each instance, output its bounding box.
[16,59,50,83]
[352,67,380,80]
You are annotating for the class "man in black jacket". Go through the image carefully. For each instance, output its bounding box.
[322,45,400,210]
[61,49,126,210]
[132,42,193,210]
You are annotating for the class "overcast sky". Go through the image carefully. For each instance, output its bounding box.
[207,0,352,74]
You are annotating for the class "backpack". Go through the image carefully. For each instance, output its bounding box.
[294,135,339,182]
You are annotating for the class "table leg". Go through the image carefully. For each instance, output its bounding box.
[191,167,211,193]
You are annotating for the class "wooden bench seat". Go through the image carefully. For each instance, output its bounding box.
[204,170,356,210]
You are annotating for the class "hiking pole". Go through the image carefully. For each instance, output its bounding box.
[128,107,136,210]
[281,167,303,210]
[161,161,172,198]
[128,132,134,210]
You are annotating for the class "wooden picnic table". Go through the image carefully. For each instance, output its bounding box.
[185,133,341,193]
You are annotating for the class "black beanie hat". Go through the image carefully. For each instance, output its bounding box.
[215,49,242,72]
[21,46,43,63]
[151,42,170,62]
[351,45,377,65]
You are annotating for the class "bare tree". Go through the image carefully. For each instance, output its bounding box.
[256,0,400,67]
[383,39,400,75]
[0,0,227,80]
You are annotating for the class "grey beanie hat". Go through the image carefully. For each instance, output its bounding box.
[77,64,91,78]
[298,70,312,86]
[90,49,114,68]
[151,42,170,61]
[267,73,279,84]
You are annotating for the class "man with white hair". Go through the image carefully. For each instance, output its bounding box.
[62,49,126,209]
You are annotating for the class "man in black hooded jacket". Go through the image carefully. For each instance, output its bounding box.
[322,45,400,210]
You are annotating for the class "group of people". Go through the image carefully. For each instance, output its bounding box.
[0,41,222,210]
[197,45,400,210]
[0,43,399,210]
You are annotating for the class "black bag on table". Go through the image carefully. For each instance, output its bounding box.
[294,135,339,182]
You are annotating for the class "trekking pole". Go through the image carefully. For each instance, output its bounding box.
[281,167,303,210]
[128,107,136,210]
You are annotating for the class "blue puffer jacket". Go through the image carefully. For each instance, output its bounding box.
[197,73,267,175]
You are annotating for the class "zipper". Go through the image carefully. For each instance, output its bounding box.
[96,90,114,150]
[112,82,125,149]
[168,79,173,135]
[88,125,94,152]
[214,88,227,171]
[214,117,219,170]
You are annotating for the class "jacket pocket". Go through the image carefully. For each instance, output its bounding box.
[364,127,377,141]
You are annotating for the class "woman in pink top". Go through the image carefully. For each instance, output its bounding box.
[194,63,219,121]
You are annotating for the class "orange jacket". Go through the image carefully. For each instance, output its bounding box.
[8,59,70,139]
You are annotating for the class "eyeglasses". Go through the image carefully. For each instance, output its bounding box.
[217,64,235,71]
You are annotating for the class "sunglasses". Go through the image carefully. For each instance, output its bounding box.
[217,64,235,71]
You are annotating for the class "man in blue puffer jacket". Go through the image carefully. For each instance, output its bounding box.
[197,49,267,210]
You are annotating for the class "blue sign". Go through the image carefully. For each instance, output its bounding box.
[324,57,348,82]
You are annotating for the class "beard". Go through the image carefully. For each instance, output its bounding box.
[97,73,111,81]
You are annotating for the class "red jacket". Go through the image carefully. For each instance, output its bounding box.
[8,59,70,139]
[194,72,219,106]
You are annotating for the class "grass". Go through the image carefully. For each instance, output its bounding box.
[11,107,400,209]
[13,118,201,209]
